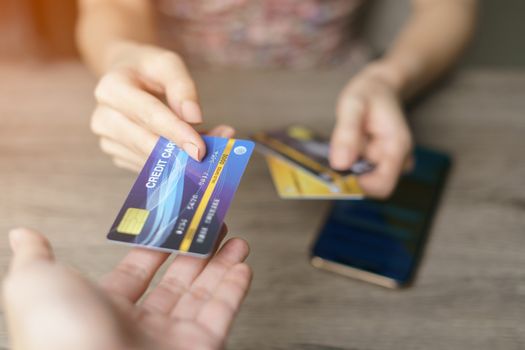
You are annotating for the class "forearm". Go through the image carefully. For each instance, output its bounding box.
[76,0,157,75]
[370,0,477,99]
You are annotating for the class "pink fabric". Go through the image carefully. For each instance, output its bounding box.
[155,0,367,68]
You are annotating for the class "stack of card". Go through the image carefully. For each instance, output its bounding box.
[251,125,373,199]
[106,126,370,256]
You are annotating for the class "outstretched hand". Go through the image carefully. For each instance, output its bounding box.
[2,228,251,350]
[90,42,235,172]
[330,63,413,198]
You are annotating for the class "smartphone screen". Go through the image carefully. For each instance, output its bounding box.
[311,147,451,288]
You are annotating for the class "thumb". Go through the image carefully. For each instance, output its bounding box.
[8,228,54,273]
[4,229,129,350]
[330,95,366,170]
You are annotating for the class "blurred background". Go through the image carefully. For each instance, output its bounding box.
[1,1,524,349]
[0,0,77,59]
[1,0,524,67]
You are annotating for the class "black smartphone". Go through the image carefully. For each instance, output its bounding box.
[310,146,451,288]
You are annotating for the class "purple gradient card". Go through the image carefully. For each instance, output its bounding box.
[107,136,254,258]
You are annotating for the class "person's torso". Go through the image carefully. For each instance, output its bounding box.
[155,0,368,69]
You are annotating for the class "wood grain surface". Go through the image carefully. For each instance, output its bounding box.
[0,62,524,350]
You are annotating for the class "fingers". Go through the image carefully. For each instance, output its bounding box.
[94,71,205,160]
[358,94,412,198]
[170,238,250,320]
[99,248,169,303]
[180,101,203,124]
[99,226,234,308]
[3,230,127,350]
[332,77,413,198]
[330,95,366,170]
[140,225,229,315]
[140,255,209,315]
[113,158,143,173]
[359,138,411,198]
[196,263,252,338]
[207,125,236,138]
[91,105,158,159]
[137,50,202,123]
[100,134,145,172]
[8,228,54,273]
[92,46,207,165]
[92,104,236,173]
[100,138,142,164]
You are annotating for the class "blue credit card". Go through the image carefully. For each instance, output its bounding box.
[107,136,254,257]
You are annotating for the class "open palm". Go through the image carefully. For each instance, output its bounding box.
[3,228,251,350]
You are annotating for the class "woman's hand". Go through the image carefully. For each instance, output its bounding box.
[90,41,234,172]
[330,62,413,198]
[3,228,251,350]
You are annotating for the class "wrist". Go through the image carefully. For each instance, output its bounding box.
[103,40,141,72]
[362,60,409,97]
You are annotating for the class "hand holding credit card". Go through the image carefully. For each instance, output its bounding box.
[252,125,374,199]
[107,136,254,257]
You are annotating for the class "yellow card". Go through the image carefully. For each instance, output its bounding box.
[265,156,364,199]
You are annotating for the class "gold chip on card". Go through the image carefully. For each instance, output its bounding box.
[117,208,150,235]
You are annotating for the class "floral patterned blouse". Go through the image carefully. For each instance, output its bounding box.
[155,0,368,68]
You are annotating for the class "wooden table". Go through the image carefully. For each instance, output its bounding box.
[0,62,524,349]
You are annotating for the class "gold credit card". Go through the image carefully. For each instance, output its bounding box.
[252,125,373,193]
[265,155,364,199]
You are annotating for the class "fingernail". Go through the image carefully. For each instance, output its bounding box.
[182,142,200,161]
[182,100,203,123]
